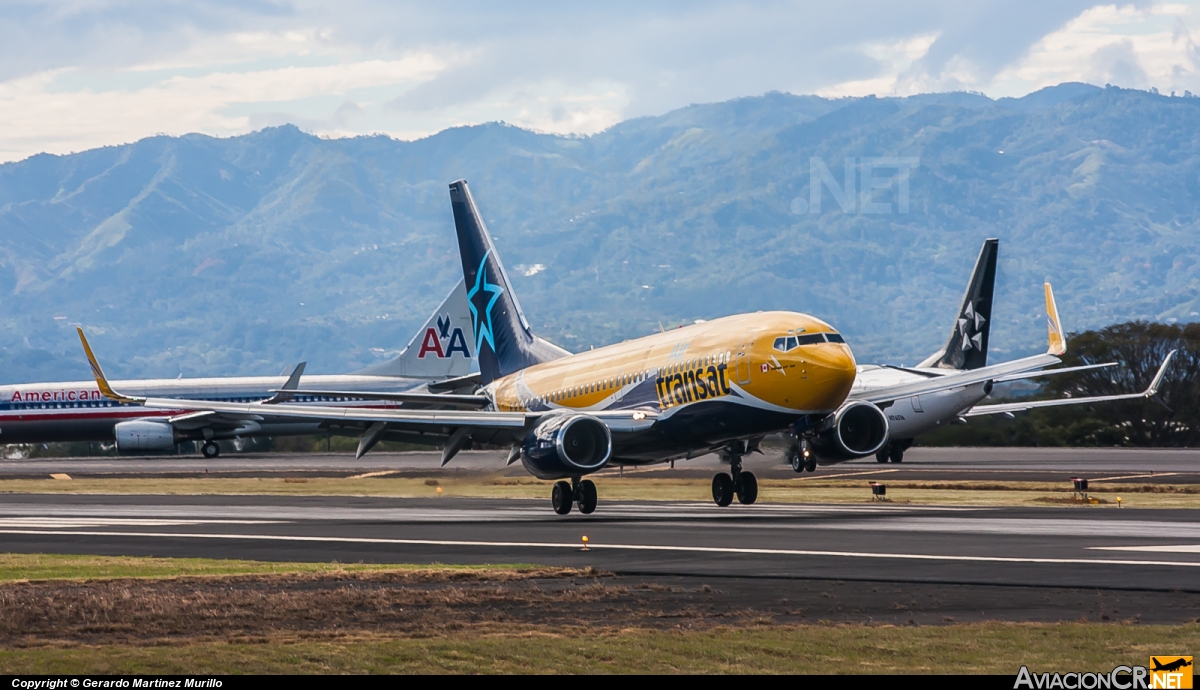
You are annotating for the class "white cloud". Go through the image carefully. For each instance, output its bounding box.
[990,3,1200,96]
[0,53,449,161]
[2,2,1199,163]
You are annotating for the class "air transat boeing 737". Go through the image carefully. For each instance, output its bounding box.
[4,282,475,457]
[81,180,1085,515]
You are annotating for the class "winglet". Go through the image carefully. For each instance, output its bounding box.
[1144,350,1176,397]
[263,362,306,404]
[1044,283,1065,356]
[76,328,140,404]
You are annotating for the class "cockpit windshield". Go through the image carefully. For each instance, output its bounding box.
[773,332,844,351]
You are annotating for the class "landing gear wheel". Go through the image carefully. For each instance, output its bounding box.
[789,450,803,473]
[201,441,220,459]
[889,446,905,464]
[735,472,758,505]
[578,479,598,514]
[876,447,890,464]
[552,481,573,515]
[712,473,734,507]
[804,454,816,472]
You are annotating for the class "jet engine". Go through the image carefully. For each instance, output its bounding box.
[114,421,178,452]
[520,414,612,480]
[810,401,889,462]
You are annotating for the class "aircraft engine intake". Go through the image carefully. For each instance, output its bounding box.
[114,421,178,452]
[810,401,889,462]
[520,414,612,480]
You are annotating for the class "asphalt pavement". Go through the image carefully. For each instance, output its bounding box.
[2,493,1199,593]
[2,446,1198,482]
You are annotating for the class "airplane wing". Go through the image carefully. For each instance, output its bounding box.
[881,361,1114,381]
[965,350,1175,417]
[77,327,657,461]
[853,282,1067,406]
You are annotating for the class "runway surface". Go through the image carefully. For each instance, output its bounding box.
[3,446,1199,482]
[3,493,1200,594]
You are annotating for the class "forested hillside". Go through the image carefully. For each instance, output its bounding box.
[1,83,1198,382]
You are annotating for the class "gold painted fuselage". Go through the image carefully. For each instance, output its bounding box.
[488,311,858,462]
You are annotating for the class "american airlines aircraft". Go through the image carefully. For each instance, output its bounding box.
[1,282,475,458]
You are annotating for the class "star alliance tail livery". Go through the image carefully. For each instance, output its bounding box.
[918,238,998,370]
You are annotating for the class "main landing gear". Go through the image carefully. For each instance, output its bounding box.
[551,477,598,515]
[201,441,221,459]
[875,440,910,464]
[712,443,757,507]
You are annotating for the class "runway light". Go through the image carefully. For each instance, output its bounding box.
[581,535,590,551]
[436,486,443,495]
[1117,496,1123,508]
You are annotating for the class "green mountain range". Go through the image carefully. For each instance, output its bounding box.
[1,82,1198,383]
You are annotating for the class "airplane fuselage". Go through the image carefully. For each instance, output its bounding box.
[0,374,422,445]
[486,311,858,463]
[851,365,991,440]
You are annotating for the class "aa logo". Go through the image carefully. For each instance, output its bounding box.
[1151,656,1193,689]
[417,315,472,359]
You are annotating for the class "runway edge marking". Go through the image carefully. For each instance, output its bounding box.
[3,529,1200,569]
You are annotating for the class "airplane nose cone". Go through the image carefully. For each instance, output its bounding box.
[808,344,857,409]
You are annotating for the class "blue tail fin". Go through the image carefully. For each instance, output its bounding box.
[449,180,568,384]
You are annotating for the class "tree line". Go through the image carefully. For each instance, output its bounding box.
[920,321,1200,447]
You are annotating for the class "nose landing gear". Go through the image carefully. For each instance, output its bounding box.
[787,439,816,473]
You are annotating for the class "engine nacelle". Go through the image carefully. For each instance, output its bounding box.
[810,401,889,462]
[520,414,612,480]
[114,420,178,452]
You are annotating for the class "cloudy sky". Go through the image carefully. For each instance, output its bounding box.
[1,1,1198,162]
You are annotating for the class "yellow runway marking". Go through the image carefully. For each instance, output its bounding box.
[792,469,901,481]
[348,470,404,479]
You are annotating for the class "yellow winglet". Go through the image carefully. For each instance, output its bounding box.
[76,327,139,404]
[1044,282,1065,356]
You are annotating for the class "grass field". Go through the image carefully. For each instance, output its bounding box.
[2,474,1198,508]
[1,553,1197,674]
[1,624,1197,674]
[0,553,540,583]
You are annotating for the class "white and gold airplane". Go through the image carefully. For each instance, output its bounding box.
[80,180,1098,515]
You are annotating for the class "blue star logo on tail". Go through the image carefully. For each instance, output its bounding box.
[467,250,504,355]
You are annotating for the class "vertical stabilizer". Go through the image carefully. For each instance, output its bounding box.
[354,280,476,378]
[917,238,998,370]
[449,180,568,384]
